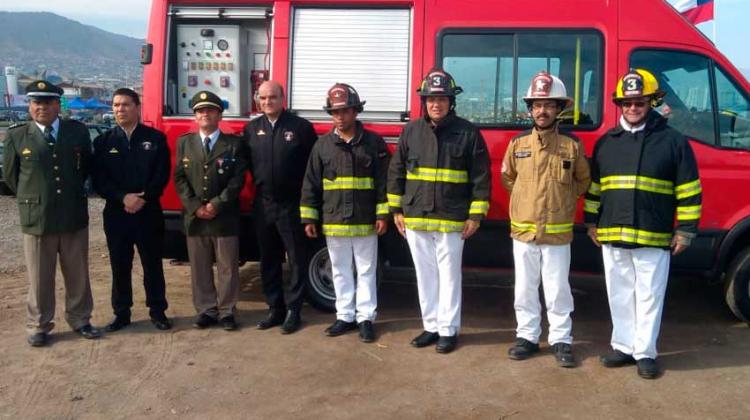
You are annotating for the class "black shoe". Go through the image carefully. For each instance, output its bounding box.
[75,324,102,339]
[358,321,375,343]
[637,358,660,379]
[151,315,172,331]
[324,319,357,337]
[192,314,218,329]
[27,332,48,347]
[508,338,540,360]
[220,315,238,331]
[257,309,286,330]
[105,316,131,332]
[280,310,301,334]
[600,350,636,368]
[436,335,458,354]
[552,343,576,368]
[410,331,439,348]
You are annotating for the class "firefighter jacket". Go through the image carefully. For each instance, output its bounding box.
[300,122,390,237]
[3,119,91,235]
[243,110,317,206]
[388,113,491,232]
[173,131,247,237]
[583,111,702,249]
[501,125,591,245]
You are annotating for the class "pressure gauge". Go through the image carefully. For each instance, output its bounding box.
[217,39,229,51]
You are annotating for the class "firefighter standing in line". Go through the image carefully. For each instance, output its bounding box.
[584,69,701,379]
[173,91,247,331]
[93,88,172,332]
[3,80,101,346]
[501,72,591,367]
[388,69,491,354]
[300,83,390,343]
[243,81,318,334]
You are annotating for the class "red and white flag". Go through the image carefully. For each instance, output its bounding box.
[672,0,715,25]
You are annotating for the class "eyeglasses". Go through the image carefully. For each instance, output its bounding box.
[620,100,649,109]
[531,102,559,111]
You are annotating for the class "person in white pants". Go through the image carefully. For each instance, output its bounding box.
[388,68,491,354]
[300,83,390,343]
[501,72,591,367]
[584,69,702,379]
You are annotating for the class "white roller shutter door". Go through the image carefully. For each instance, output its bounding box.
[290,8,412,121]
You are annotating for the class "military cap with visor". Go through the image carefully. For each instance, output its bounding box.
[25,80,64,100]
[191,90,224,112]
[323,83,366,114]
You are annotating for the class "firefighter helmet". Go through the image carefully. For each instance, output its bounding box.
[323,83,365,114]
[613,68,665,106]
[417,68,463,97]
[522,71,573,108]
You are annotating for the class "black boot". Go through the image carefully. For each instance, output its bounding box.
[507,338,539,360]
[281,309,301,334]
[257,308,286,330]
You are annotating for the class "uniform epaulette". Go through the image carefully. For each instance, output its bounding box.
[179,131,197,138]
[8,122,27,130]
[511,129,533,142]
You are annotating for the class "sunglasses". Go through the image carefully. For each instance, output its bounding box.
[620,100,649,109]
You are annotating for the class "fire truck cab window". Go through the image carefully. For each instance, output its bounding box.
[715,67,750,150]
[440,30,603,129]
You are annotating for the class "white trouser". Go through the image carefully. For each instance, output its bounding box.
[512,239,574,345]
[602,244,670,360]
[326,234,378,323]
[405,229,464,336]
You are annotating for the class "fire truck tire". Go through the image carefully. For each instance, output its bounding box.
[306,246,336,312]
[724,247,750,324]
[305,244,384,313]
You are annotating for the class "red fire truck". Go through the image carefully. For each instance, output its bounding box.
[140,0,750,322]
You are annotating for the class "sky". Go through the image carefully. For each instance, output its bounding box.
[2,0,749,70]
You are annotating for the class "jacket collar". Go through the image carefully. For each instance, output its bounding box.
[332,121,364,145]
[531,123,559,149]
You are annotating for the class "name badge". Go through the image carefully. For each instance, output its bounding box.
[514,151,532,158]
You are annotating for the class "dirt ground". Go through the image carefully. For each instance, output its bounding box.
[0,195,749,420]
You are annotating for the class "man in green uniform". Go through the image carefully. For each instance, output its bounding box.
[3,80,101,347]
[174,91,247,330]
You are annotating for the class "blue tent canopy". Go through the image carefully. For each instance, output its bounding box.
[84,98,110,109]
[67,97,88,110]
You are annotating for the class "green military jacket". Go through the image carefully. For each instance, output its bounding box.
[3,119,91,235]
[173,131,247,236]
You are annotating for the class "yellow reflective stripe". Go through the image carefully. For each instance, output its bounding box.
[588,182,601,196]
[600,175,674,195]
[584,199,600,214]
[299,206,319,220]
[406,167,469,183]
[387,193,402,207]
[597,227,672,247]
[469,200,490,215]
[675,179,702,200]
[511,220,572,234]
[404,217,465,232]
[322,224,374,237]
[511,221,537,232]
[376,202,389,215]
[322,177,374,190]
[545,223,573,234]
[676,204,702,221]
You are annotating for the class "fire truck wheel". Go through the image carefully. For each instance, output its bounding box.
[306,246,336,312]
[305,244,385,313]
[724,247,750,324]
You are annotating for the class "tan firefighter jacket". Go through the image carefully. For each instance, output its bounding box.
[501,125,591,245]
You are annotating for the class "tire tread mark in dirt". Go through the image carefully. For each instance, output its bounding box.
[116,332,175,413]
[18,351,51,418]
[61,338,102,420]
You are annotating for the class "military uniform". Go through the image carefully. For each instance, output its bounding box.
[2,81,95,338]
[93,123,171,322]
[244,110,317,315]
[174,91,247,322]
